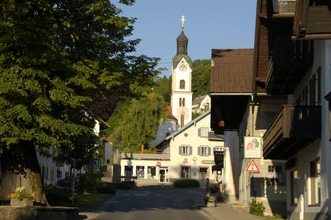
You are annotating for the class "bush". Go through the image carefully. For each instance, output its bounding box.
[45,184,72,205]
[96,182,116,195]
[249,198,266,216]
[173,179,200,188]
[77,172,102,194]
[112,182,134,190]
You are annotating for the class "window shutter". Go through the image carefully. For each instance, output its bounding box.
[208,147,211,156]
[198,128,201,137]
[179,146,182,155]
[189,146,192,155]
[213,147,215,155]
[198,146,201,155]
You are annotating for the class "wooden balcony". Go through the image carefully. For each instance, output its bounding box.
[265,35,313,94]
[263,105,321,159]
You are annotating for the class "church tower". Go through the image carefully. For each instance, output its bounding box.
[171,15,193,127]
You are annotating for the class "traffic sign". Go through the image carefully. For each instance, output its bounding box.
[245,159,260,173]
[91,158,100,168]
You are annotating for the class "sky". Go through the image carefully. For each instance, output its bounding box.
[116,0,257,77]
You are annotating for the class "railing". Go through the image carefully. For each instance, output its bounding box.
[263,105,321,155]
[121,153,170,160]
[265,35,313,93]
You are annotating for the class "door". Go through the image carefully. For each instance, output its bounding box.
[159,168,169,183]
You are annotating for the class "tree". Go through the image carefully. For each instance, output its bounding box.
[0,0,160,204]
[107,93,168,153]
[192,59,211,99]
[153,75,171,105]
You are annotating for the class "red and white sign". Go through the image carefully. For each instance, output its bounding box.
[245,159,260,173]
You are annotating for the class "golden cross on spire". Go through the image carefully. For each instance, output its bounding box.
[181,15,185,29]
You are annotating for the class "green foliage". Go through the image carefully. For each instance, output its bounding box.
[0,0,160,161]
[96,182,116,195]
[77,172,102,194]
[107,93,168,152]
[44,184,72,206]
[173,179,200,188]
[153,75,171,105]
[191,59,211,99]
[111,182,134,190]
[249,198,266,217]
[265,213,284,219]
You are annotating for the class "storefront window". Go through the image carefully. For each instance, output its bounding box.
[136,166,145,179]
[125,166,133,180]
[147,166,156,179]
[181,167,190,178]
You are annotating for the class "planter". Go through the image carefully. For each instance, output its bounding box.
[10,198,34,207]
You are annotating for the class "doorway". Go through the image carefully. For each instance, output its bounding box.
[159,168,169,183]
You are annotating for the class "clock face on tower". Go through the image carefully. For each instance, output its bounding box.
[178,61,188,71]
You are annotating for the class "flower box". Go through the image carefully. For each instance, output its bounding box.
[10,198,34,207]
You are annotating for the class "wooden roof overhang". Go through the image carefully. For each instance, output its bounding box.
[211,94,251,134]
[292,0,331,40]
[210,49,254,135]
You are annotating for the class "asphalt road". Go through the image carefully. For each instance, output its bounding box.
[90,188,212,220]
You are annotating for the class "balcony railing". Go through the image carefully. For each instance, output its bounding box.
[265,35,313,94]
[263,105,321,159]
[121,153,170,160]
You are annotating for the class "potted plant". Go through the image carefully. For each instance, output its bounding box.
[8,186,36,207]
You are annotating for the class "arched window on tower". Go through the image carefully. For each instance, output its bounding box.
[179,98,185,107]
[180,80,185,89]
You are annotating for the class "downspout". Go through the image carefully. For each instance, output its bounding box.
[251,94,254,136]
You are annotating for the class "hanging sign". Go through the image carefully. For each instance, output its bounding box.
[245,159,260,173]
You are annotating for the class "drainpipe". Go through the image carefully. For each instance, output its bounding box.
[251,94,254,136]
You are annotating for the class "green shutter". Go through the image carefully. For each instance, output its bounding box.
[198,128,201,137]
[189,146,192,155]
[213,147,215,155]
[208,147,211,155]
[198,146,201,155]
[179,146,182,155]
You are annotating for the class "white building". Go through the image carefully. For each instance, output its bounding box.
[192,95,210,114]
[120,110,224,186]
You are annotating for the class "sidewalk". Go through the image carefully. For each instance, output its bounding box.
[193,195,265,220]
[78,191,265,220]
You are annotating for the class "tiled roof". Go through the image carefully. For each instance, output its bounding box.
[211,49,254,93]
[192,95,208,106]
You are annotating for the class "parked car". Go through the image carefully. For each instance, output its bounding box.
[56,176,79,188]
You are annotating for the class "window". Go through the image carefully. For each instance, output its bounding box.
[179,98,185,107]
[309,74,316,105]
[198,146,210,156]
[136,166,145,179]
[124,166,133,180]
[180,80,185,89]
[309,158,321,206]
[317,66,321,103]
[198,127,209,137]
[51,168,54,181]
[179,145,192,155]
[213,146,223,154]
[181,166,190,178]
[147,166,156,179]
[268,165,283,184]
[291,169,299,205]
